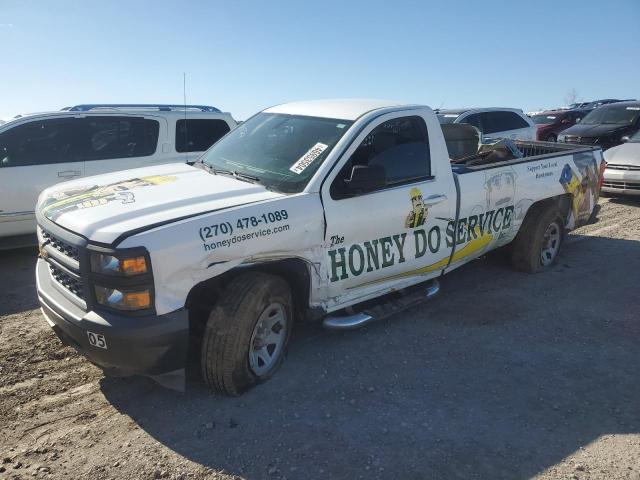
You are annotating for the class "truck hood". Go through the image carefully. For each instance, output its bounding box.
[37,163,284,245]
[603,142,640,166]
[560,123,629,138]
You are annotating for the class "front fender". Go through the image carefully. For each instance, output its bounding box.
[118,194,325,314]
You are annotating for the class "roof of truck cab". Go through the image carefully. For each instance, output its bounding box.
[264,99,411,120]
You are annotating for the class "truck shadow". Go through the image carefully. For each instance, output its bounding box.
[605,195,640,207]
[101,233,640,479]
[0,247,39,316]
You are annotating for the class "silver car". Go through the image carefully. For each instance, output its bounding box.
[602,130,640,196]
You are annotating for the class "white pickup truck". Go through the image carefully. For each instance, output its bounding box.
[35,99,604,394]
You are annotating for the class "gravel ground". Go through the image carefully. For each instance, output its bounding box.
[0,196,639,480]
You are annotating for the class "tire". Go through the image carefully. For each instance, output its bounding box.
[510,204,564,273]
[546,133,557,142]
[200,272,292,395]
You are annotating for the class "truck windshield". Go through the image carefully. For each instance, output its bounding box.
[200,113,353,193]
[580,105,640,125]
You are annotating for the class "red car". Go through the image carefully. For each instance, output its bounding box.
[530,110,587,142]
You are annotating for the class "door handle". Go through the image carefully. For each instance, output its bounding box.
[58,170,81,178]
[423,194,447,206]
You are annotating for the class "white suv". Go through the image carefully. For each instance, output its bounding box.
[436,107,536,142]
[0,104,236,244]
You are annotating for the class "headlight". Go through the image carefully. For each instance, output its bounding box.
[94,286,151,311]
[90,252,148,276]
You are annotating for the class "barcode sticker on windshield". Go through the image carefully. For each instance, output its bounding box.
[290,142,328,174]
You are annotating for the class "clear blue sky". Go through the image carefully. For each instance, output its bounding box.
[1,0,639,120]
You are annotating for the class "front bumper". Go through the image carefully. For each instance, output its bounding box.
[36,258,189,389]
[602,168,640,196]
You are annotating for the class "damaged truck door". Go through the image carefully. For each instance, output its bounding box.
[322,112,456,309]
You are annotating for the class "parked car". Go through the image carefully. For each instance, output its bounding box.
[557,101,640,150]
[436,107,536,142]
[530,109,587,142]
[582,99,632,110]
[568,102,591,109]
[34,99,604,393]
[601,129,640,196]
[0,104,236,245]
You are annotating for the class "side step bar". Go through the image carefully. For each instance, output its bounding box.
[322,279,441,331]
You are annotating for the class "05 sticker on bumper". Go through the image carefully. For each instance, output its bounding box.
[87,331,107,349]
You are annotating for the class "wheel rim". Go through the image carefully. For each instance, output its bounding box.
[248,302,288,376]
[540,222,561,266]
[547,135,556,142]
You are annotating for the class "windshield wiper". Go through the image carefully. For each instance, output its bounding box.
[207,166,261,184]
[195,161,264,185]
[233,171,261,183]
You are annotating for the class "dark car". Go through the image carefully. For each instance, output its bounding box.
[557,101,640,150]
[530,110,587,142]
[569,102,591,109]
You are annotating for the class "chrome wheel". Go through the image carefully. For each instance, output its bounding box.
[248,302,288,376]
[540,222,561,266]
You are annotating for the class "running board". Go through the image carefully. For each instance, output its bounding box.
[322,279,440,330]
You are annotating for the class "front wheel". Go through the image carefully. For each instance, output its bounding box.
[510,204,565,273]
[201,272,292,395]
[546,133,557,142]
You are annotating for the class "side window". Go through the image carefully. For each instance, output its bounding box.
[0,119,84,168]
[461,113,481,131]
[83,116,159,161]
[479,112,503,134]
[480,111,529,134]
[332,116,430,197]
[504,111,530,129]
[175,119,231,153]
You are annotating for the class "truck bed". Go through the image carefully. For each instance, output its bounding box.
[451,140,600,174]
[440,123,600,174]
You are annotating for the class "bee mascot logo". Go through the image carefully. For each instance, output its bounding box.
[405,187,428,228]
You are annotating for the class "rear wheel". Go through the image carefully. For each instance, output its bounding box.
[511,204,565,273]
[201,272,292,395]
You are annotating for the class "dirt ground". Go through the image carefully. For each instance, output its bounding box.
[1,196,639,480]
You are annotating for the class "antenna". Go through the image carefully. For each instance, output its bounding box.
[183,72,188,163]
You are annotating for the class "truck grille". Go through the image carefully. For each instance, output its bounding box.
[41,229,79,262]
[48,263,84,298]
[606,164,640,171]
[39,226,84,301]
[602,180,640,191]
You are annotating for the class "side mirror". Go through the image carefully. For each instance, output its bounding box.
[344,165,386,193]
[621,135,630,143]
